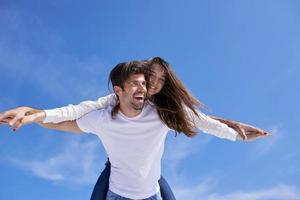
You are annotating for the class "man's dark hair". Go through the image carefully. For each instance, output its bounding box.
[108,61,149,118]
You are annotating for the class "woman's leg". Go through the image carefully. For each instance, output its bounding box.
[158,176,176,200]
[90,159,111,200]
[90,159,176,200]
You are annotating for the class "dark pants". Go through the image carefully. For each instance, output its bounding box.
[90,160,176,200]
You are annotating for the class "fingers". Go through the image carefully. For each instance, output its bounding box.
[244,130,272,141]
[261,130,272,136]
[233,124,247,140]
[240,123,269,137]
[232,124,264,141]
[7,118,26,131]
[9,112,26,128]
[0,107,41,133]
[13,120,23,130]
[245,128,271,137]
[0,108,25,127]
[0,118,12,124]
[10,115,36,130]
[212,117,272,141]
[234,126,244,140]
[0,107,33,128]
[264,132,272,136]
[0,119,10,126]
[0,111,16,125]
[238,124,270,139]
[213,118,247,140]
[13,113,41,130]
[246,133,266,141]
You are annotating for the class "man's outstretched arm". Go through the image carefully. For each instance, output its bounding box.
[0,106,82,134]
[38,121,82,134]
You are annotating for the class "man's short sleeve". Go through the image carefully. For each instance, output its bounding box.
[76,110,102,134]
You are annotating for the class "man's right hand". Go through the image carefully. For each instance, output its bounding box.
[0,107,46,130]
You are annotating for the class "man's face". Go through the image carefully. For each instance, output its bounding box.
[116,73,147,111]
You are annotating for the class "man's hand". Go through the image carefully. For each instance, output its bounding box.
[0,107,46,130]
[210,115,271,141]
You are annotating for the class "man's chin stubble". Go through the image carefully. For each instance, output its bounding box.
[131,103,144,110]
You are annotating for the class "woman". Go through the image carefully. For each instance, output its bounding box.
[0,57,269,200]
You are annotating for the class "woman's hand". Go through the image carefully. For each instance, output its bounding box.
[0,107,46,130]
[210,116,271,141]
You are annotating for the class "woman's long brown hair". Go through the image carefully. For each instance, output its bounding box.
[148,57,204,137]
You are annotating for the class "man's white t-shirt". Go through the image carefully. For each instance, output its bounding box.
[76,101,238,199]
[77,102,169,199]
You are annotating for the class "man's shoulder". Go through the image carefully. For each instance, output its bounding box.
[144,100,156,110]
[96,106,113,116]
[144,101,159,114]
[82,106,112,120]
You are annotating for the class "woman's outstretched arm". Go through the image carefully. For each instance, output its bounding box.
[209,115,271,141]
[43,94,117,123]
[0,106,82,133]
[186,108,270,141]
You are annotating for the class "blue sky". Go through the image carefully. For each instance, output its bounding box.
[0,0,299,199]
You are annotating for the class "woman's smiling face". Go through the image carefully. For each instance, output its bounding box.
[147,63,166,96]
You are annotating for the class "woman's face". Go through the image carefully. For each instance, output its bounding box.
[147,63,166,96]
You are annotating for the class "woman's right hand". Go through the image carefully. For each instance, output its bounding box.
[0,107,46,130]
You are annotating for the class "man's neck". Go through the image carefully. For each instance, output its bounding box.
[119,103,143,118]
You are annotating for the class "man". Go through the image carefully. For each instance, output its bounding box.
[1,61,168,199]
[0,61,267,199]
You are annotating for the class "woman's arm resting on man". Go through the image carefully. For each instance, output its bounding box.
[43,94,116,123]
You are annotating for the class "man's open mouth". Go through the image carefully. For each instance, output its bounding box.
[134,97,144,101]
[133,94,145,101]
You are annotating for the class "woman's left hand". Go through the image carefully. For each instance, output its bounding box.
[210,116,271,141]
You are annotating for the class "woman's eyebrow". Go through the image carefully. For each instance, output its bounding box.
[130,80,145,84]
[158,74,166,79]
[150,70,166,77]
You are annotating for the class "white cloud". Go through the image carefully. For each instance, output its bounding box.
[173,181,300,200]
[8,137,106,185]
[207,184,300,200]
[173,176,217,200]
